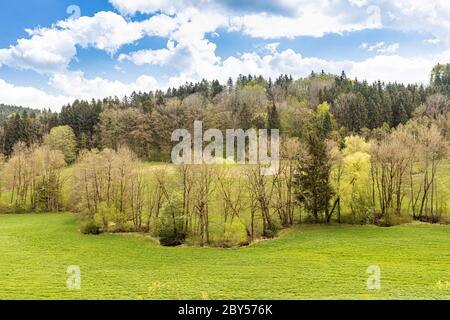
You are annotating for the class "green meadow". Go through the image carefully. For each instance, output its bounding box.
[1,161,449,299]
[0,213,448,300]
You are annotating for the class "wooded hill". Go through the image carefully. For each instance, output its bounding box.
[1,65,449,160]
[0,104,40,124]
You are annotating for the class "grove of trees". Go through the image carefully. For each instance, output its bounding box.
[0,64,449,246]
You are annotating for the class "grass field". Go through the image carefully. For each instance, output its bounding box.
[0,213,449,300]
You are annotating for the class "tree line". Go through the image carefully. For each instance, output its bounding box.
[1,67,448,161]
[0,104,42,124]
[0,65,449,246]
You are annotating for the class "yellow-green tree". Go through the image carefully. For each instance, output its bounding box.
[341,136,372,223]
[44,125,77,164]
[0,153,5,205]
[71,147,146,232]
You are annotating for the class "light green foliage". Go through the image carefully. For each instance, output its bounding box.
[317,101,330,114]
[279,99,314,138]
[342,152,372,223]
[220,219,248,247]
[315,102,333,138]
[0,213,448,299]
[340,136,372,223]
[343,135,370,156]
[0,153,4,207]
[236,84,268,129]
[44,125,77,164]
[430,63,450,87]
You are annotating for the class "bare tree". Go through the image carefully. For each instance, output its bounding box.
[72,147,146,230]
[192,164,218,245]
[0,153,5,203]
[415,125,448,221]
[175,164,195,234]
[272,137,301,226]
[414,94,449,120]
[217,166,251,242]
[246,165,276,237]
[327,140,344,224]
[31,146,66,211]
[5,142,32,208]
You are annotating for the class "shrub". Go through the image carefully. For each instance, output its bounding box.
[158,223,186,246]
[157,215,186,246]
[157,198,186,246]
[377,210,412,227]
[215,220,248,248]
[264,221,280,239]
[81,222,101,235]
[0,203,29,214]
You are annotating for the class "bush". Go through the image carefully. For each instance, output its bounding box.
[158,223,186,246]
[377,211,412,227]
[388,214,413,226]
[159,234,186,247]
[157,217,186,246]
[157,197,186,246]
[264,221,280,239]
[0,203,29,214]
[215,220,248,248]
[81,222,101,235]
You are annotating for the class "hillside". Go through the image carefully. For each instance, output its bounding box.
[0,104,40,124]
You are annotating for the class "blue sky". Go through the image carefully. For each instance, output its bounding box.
[0,0,448,110]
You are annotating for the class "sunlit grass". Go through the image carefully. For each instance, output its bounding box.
[0,213,448,300]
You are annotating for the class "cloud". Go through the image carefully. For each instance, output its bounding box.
[0,28,76,74]
[48,72,159,101]
[119,8,226,74]
[0,78,73,111]
[0,71,161,111]
[0,11,179,74]
[361,42,400,54]
[109,0,450,44]
[2,1,448,77]
[110,0,383,39]
[56,11,144,55]
[348,53,441,83]
[119,41,177,66]
[139,14,180,37]
[218,0,299,15]
[109,0,182,15]
[117,2,448,88]
[1,1,449,110]
[424,38,441,45]
[119,38,220,74]
[383,0,450,44]
[227,4,382,39]
[108,0,299,16]
[166,47,450,88]
[265,42,280,53]
[2,46,448,111]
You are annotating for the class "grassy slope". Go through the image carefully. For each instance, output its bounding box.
[0,213,448,300]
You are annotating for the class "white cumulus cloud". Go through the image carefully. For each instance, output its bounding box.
[0,78,73,111]
[0,11,179,75]
[1,1,449,110]
[109,0,450,44]
[361,42,400,54]
[49,72,159,101]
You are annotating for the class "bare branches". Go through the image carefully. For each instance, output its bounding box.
[72,147,146,231]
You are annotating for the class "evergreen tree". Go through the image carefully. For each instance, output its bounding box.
[294,133,333,223]
[267,102,280,130]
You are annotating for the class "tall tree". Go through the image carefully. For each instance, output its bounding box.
[294,134,333,223]
[44,126,77,164]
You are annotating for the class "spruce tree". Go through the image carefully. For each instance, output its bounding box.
[294,133,333,223]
